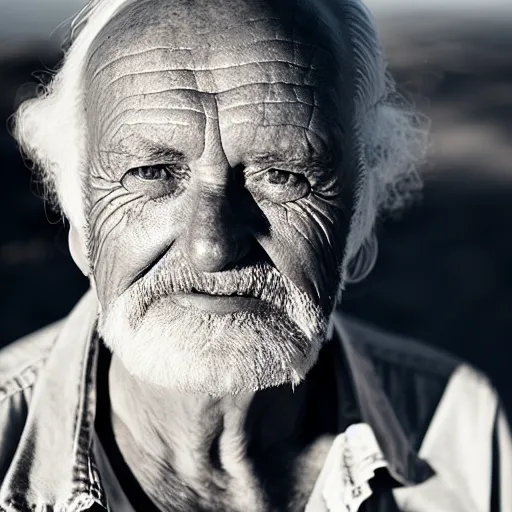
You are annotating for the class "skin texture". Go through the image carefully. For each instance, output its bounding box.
[106,342,340,511]
[81,0,353,509]
[85,0,347,311]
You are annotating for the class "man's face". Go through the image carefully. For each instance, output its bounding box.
[83,0,349,395]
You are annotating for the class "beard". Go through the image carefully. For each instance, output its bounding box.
[97,257,329,397]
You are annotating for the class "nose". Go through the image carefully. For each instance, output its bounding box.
[187,187,250,273]
[185,99,251,272]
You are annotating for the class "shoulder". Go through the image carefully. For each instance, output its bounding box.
[339,313,461,378]
[0,321,63,400]
[336,313,510,510]
[0,291,96,402]
[336,313,499,451]
[0,322,63,482]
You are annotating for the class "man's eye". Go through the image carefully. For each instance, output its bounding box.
[121,164,189,198]
[267,168,291,185]
[247,168,310,203]
[134,165,170,181]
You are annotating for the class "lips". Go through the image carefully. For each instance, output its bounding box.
[190,287,254,298]
[170,290,265,314]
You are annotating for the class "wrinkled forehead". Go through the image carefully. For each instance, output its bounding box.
[82,0,347,162]
[87,0,339,59]
[84,0,342,92]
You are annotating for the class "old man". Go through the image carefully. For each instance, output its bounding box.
[0,0,510,510]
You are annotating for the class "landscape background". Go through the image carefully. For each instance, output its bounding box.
[1,4,511,414]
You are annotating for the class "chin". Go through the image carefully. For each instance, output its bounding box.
[97,287,328,397]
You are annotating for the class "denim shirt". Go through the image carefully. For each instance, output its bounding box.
[0,290,510,512]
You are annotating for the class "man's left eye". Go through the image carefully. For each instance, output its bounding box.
[267,168,292,185]
[135,165,171,180]
[247,168,311,203]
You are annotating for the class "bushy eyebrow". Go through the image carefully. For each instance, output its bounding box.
[246,152,331,168]
[145,145,185,163]
[101,139,186,163]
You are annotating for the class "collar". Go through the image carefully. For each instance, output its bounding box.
[330,313,433,486]
[0,291,432,511]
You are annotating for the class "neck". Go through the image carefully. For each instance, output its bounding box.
[109,353,308,469]
[106,344,338,511]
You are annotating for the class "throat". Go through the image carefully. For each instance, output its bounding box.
[96,339,341,511]
[102,353,277,510]
[109,409,257,511]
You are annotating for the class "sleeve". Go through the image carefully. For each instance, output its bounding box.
[491,403,512,512]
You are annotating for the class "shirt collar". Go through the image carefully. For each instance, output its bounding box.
[330,313,433,486]
[0,291,432,512]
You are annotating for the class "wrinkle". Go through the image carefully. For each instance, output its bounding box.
[88,181,119,192]
[92,213,126,271]
[218,99,315,113]
[92,83,312,111]
[101,94,204,130]
[301,200,334,252]
[100,239,126,286]
[89,171,109,181]
[89,193,143,258]
[91,48,194,81]
[86,15,289,64]
[283,203,320,258]
[308,192,340,222]
[100,60,311,91]
[88,185,126,220]
[216,82,313,105]
[228,121,326,144]
[284,202,333,289]
[312,175,341,200]
[90,87,201,112]
[110,120,185,143]
[89,40,321,82]
[103,107,201,139]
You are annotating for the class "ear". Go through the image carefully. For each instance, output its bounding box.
[68,225,89,276]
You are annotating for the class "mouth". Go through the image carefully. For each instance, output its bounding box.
[169,289,265,315]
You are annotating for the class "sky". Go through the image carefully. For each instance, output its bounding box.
[1,0,511,41]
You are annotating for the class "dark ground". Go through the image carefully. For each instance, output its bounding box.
[1,12,511,413]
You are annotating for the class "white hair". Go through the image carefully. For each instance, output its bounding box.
[13,0,138,244]
[12,0,429,283]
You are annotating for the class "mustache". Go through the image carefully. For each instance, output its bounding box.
[129,257,292,312]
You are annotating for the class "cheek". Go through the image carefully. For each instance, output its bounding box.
[256,197,346,312]
[89,189,189,307]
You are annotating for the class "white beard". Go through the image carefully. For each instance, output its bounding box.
[97,262,328,397]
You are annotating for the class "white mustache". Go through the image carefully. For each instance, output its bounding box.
[119,252,327,346]
[131,258,291,312]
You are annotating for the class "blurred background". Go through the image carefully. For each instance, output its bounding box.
[1,1,511,414]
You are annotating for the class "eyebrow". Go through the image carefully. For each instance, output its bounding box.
[246,151,330,168]
[145,145,185,162]
[104,141,330,169]
[104,139,186,163]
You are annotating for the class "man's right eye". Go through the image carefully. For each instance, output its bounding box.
[133,165,171,181]
[121,164,189,198]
